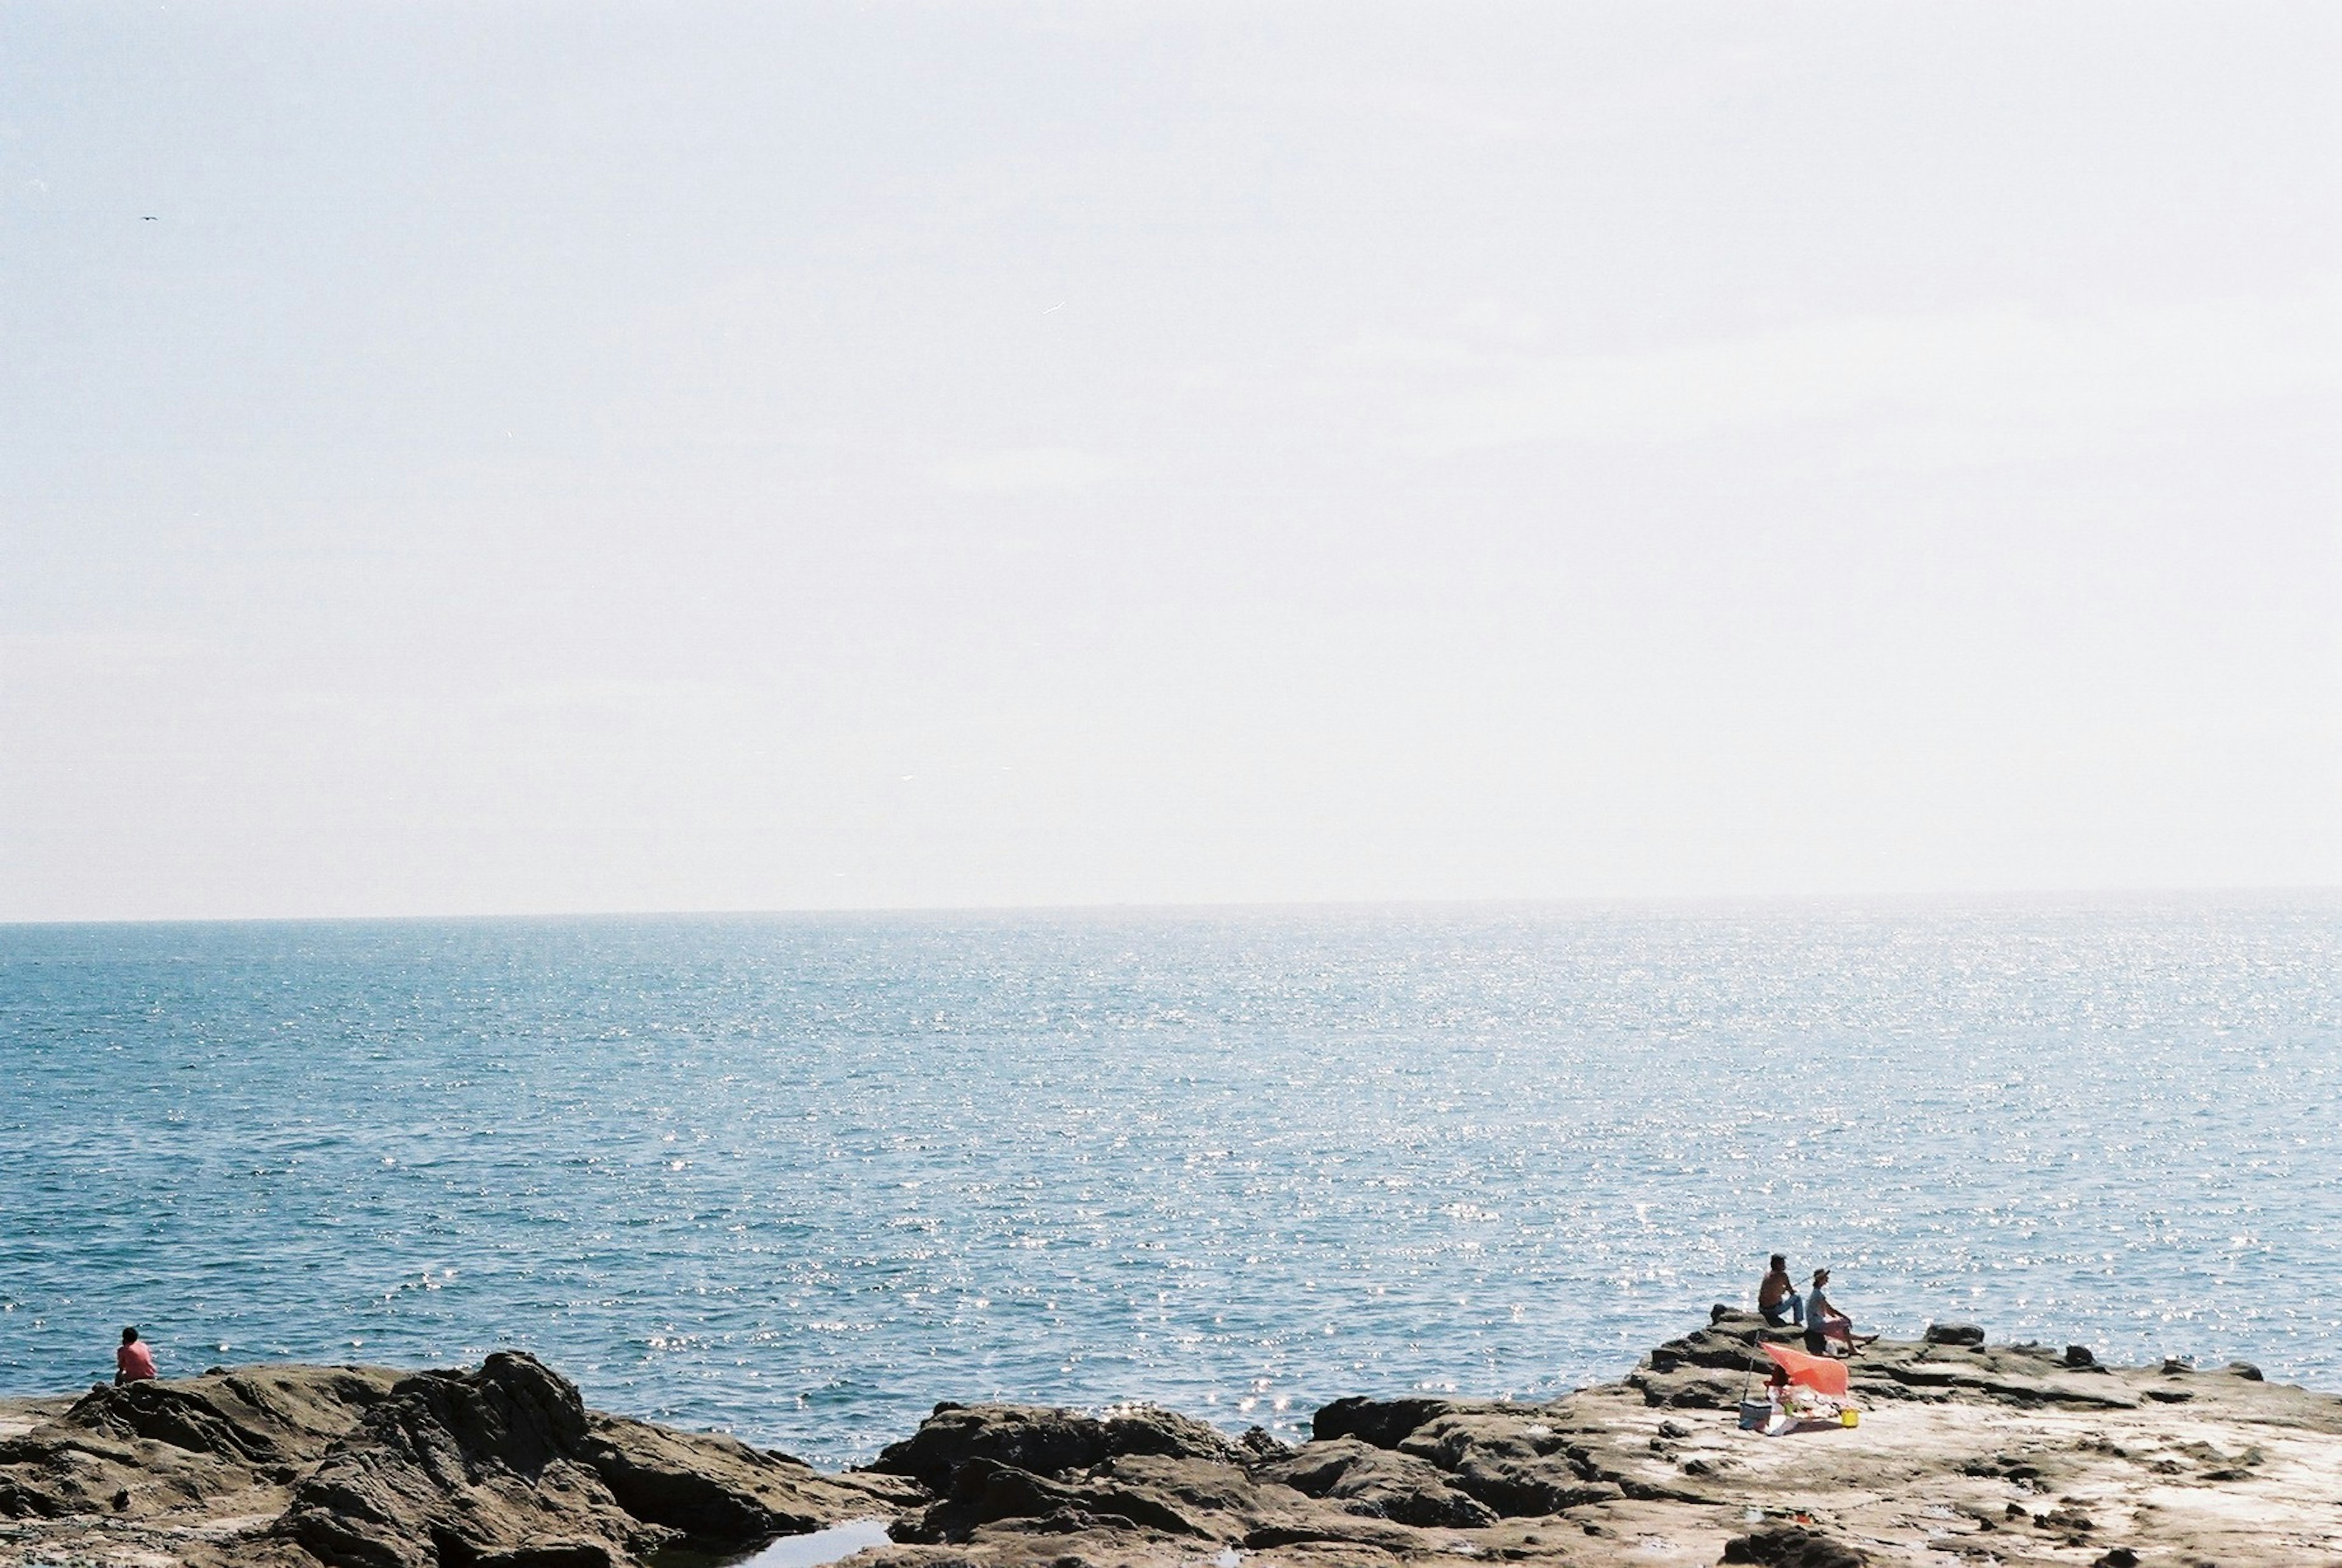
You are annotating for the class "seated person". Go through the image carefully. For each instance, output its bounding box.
[116,1327,157,1385]
[1802,1269,1877,1356]
[1758,1254,1803,1326]
[1761,1363,1839,1432]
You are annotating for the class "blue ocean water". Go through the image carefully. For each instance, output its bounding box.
[2,898,2336,1468]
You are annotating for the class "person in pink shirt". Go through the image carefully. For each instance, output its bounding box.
[115,1327,157,1384]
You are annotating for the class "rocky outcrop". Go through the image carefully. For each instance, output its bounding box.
[280,1353,922,1568]
[871,1400,1339,1552]
[837,1311,2342,1567]
[63,1366,399,1466]
[275,1351,655,1568]
[0,1353,917,1568]
[586,1412,879,1541]
[1253,1435,1497,1527]
[1722,1522,1872,1566]
[0,1364,402,1527]
[1633,1308,2149,1412]
[2,1319,2337,1568]
[868,1400,1241,1494]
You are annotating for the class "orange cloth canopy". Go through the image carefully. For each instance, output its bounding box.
[1761,1342,1850,1397]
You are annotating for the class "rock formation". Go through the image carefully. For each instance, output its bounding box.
[2,1312,2337,1567]
[0,1353,915,1568]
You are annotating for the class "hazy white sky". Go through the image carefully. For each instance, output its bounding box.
[3,2,2337,921]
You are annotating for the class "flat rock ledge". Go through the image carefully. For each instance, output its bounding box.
[2,1311,2337,1568]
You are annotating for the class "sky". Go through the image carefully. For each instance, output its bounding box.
[2,2,2337,922]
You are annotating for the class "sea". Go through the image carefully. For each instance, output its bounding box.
[2,897,2335,1469]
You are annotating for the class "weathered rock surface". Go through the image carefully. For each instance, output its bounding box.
[277,1351,661,1567]
[1721,1522,1872,1566]
[1254,1435,1497,1527]
[868,1400,1241,1494]
[842,1310,2342,1568]
[0,1364,401,1531]
[4,1316,2339,1568]
[0,1354,917,1568]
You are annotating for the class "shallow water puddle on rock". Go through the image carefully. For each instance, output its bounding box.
[727,1517,895,1567]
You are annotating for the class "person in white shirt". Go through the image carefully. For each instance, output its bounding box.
[1802,1268,1877,1356]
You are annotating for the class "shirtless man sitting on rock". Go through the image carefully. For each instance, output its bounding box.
[1759,1255,1803,1327]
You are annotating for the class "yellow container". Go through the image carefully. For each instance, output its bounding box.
[1841,1408,1860,1427]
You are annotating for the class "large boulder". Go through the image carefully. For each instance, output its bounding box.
[1310,1395,1475,1449]
[1294,1397,1647,1515]
[1722,1522,1871,1566]
[1255,1436,1497,1527]
[277,1352,650,1568]
[874,1402,1481,1557]
[4,1357,920,1568]
[278,1353,914,1568]
[584,1414,917,1543]
[1395,1409,1636,1513]
[868,1402,1239,1495]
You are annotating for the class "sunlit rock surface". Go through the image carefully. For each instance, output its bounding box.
[3,1314,2337,1567]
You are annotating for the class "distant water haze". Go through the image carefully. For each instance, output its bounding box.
[2,2,2337,921]
[4,898,2333,1467]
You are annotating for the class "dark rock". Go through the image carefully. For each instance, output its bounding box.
[63,1367,400,1466]
[7,1320,2337,1568]
[276,1352,901,1568]
[278,1353,656,1568]
[1924,1323,1986,1348]
[0,1366,404,1525]
[1309,1395,1466,1449]
[870,1403,1237,1495]
[1628,1313,1814,1409]
[966,1457,1206,1536]
[1255,1437,1495,1528]
[887,1415,1288,1550]
[1395,1410,1637,1514]
[1960,1454,2054,1487]
[1095,1453,1266,1517]
[1234,1425,1290,1464]
[2092,1550,2140,1567]
[583,1413,917,1543]
[1719,1523,1869,1566]
[1239,1516,1421,1554]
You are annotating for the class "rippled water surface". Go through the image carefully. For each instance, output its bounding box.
[2,899,2336,1466]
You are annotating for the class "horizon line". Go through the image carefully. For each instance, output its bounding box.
[4,882,2337,931]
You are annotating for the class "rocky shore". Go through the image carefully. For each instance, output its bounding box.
[3,1310,2337,1567]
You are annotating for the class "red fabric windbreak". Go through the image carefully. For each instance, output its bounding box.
[1761,1342,1850,1397]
